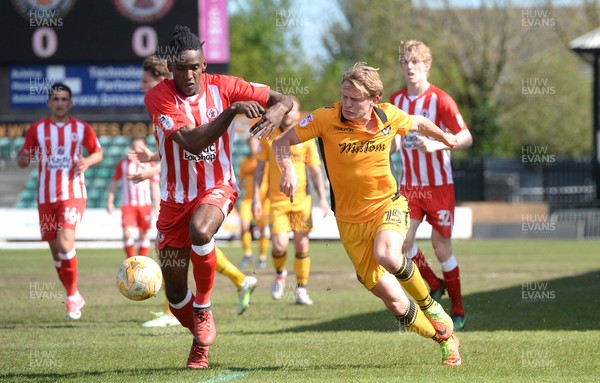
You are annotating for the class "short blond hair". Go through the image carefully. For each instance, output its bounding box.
[143,55,172,80]
[341,62,383,98]
[399,40,432,65]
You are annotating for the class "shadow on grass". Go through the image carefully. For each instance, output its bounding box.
[277,270,600,333]
[0,362,400,383]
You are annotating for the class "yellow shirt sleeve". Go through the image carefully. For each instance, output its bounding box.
[391,106,414,136]
[294,110,323,143]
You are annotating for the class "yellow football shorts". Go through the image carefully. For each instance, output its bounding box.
[239,198,270,228]
[336,197,410,291]
[270,195,313,234]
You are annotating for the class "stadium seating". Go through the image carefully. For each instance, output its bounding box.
[12,135,258,209]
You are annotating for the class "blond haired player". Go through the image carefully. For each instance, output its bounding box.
[237,136,270,269]
[390,40,473,330]
[253,97,329,305]
[270,63,462,366]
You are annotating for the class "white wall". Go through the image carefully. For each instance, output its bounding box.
[0,207,472,242]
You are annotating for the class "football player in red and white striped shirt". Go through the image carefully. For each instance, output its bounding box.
[106,136,160,258]
[18,83,103,320]
[390,40,473,330]
[144,25,292,369]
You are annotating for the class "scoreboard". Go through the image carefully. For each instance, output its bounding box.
[0,0,229,66]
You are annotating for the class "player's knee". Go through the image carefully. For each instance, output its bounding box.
[56,241,74,255]
[374,248,401,272]
[189,225,213,245]
[271,249,286,258]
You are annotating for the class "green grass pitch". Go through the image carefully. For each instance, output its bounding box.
[0,240,599,382]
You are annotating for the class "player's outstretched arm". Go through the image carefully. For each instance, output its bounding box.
[249,91,293,139]
[410,115,457,149]
[272,128,301,202]
[171,101,265,155]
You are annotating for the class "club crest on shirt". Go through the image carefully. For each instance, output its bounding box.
[158,115,174,130]
[421,110,430,119]
[206,107,219,121]
[299,113,313,128]
[381,125,391,136]
[71,133,78,141]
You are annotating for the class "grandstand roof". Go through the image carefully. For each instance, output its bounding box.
[570,27,600,53]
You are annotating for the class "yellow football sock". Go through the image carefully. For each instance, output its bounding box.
[294,252,310,286]
[394,256,434,311]
[396,300,441,341]
[259,236,269,257]
[272,250,287,273]
[241,232,252,255]
[215,247,245,290]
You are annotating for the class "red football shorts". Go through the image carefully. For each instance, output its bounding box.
[37,198,86,241]
[401,183,455,237]
[156,184,238,250]
[121,204,152,232]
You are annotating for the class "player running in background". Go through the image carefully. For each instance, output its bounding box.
[237,136,270,269]
[106,136,160,258]
[130,55,180,328]
[144,25,292,369]
[253,97,329,305]
[390,40,473,330]
[17,83,103,320]
[271,63,461,366]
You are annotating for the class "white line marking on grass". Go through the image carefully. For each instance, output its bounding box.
[200,371,251,382]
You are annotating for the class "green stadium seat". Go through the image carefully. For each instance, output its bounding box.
[86,188,103,200]
[99,136,113,146]
[19,189,37,202]
[86,167,97,178]
[87,199,104,208]
[0,137,10,158]
[92,178,110,189]
[106,145,127,158]
[112,136,131,147]
[102,157,120,171]
[12,137,25,150]
[25,177,38,189]
[95,167,113,179]
[146,136,157,146]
